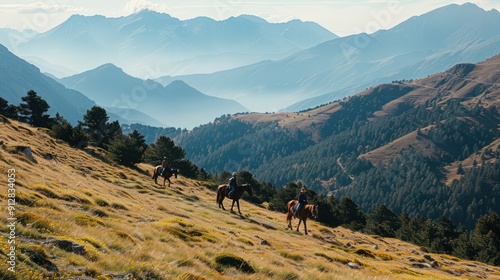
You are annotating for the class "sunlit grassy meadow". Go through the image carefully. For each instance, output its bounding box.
[1,118,499,279]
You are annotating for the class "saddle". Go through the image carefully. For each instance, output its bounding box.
[225,186,237,199]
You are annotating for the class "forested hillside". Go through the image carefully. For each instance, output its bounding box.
[176,55,500,229]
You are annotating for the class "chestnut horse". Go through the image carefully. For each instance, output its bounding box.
[286,200,319,235]
[216,184,252,214]
[152,165,178,187]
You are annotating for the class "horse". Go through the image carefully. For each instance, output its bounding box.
[286,200,319,235]
[216,184,252,214]
[152,165,179,187]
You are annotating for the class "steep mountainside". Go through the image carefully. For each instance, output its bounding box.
[161,3,500,112]
[174,54,500,229]
[0,44,95,124]
[1,118,500,279]
[59,64,248,129]
[13,10,336,77]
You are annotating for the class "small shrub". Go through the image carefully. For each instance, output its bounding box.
[92,209,108,217]
[94,198,110,207]
[353,248,375,258]
[33,186,60,199]
[215,253,255,274]
[111,202,128,210]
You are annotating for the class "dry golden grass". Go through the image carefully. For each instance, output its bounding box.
[1,119,500,279]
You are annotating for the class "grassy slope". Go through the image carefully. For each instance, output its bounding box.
[1,118,500,279]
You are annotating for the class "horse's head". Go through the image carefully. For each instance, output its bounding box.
[311,204,319,220]
[241,184,252,196]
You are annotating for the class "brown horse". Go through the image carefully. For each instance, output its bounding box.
[216,184,252,214]
[286,200,319,235]
[152,165,178,187]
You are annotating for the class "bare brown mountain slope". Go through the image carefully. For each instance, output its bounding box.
[375,54,500,117]
[1,118,500,279]
[358,55,499,173]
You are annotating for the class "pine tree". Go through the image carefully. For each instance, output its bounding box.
[365,205,400,237]
[18,90,52,127]
[0,97,18,119]
[50,114,74,143]
[143,136,186,165]
[79,106,120,148]
[107,130,147,166]
[337,196,366,230]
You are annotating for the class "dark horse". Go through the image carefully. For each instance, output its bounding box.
[216,184,252,214]
[152,165,179,187]
[286,200,319,235]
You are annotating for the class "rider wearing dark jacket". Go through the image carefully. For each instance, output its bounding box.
[227,172,237,198]
[294,187,308,218]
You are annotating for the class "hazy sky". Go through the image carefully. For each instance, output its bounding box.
[0,0,499,36]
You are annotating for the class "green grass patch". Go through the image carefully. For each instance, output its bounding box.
[112,230,136,243]
[17,212,55,233]
[374,251,393,261]
[280,251,304,261]
[33,185,60,199]
[315,252,334,262]
[74,214,105,227]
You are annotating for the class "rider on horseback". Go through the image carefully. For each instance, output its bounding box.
[294,187,308,218]
[227,172,237,199]
[160,157,170,177]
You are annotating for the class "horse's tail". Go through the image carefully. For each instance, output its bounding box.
[152,167,157,179]
[216,188,221,203]
[286,200,294,223]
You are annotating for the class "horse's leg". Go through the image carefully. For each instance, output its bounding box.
[287,213,293,230]
[236,200,241,214]
[230,200,236,212]
[219,195,226,210]
[296,219,302,232]
[304,220,308,235]
[167,178,171,188]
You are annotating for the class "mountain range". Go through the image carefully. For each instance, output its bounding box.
[0,3,499,127]
[157,3,500,112]
[58,64,248,129]
[5,10,336,78]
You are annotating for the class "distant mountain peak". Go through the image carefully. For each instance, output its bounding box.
[96,63,123,71]
[235,14,268,23]
[165,80,199,93]
[128,9,179,23]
